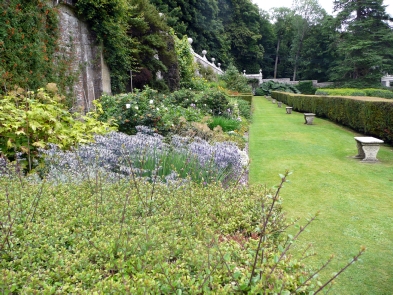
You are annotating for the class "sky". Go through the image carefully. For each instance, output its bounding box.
[252,0,393,17]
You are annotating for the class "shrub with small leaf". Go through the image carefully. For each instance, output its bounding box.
[255,81,300,96]
[0,166,364,293]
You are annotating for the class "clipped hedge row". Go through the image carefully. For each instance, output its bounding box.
[228,93,253,104]
[271,91,393,143]
[315,88,393,99]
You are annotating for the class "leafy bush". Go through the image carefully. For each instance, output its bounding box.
[197,62,218,82]
[171,88,198,108]
[364,88,393,99]
[296,81,317,95]
[0,85,113,170]
[220,64,252,93]
[255,81,300,96]
[197,88,231,116]
[208,116,241,132]
[174,34,199,89]
[314,88,393,99]
[271,91,393,143]
[228,97,252,120]
[98,87,204,135]
[0,168,363,293]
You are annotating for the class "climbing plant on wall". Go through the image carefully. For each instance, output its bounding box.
[0,0,73,94]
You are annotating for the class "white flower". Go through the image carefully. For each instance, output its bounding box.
[149,100,154,104]
[156,108,160,111]
[134,106,139,110]
[125,104,131,109]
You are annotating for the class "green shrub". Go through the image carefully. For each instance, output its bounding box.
[296,81,317,95]
[271,91,393,143]
[171,88,198,108]
[197,88,231,116]
[220,64,252,93]
[314,88,393,99]
[208,116,241,132]
[98,87,204,135]
[255,81,300,96]
[0,85,114,170]
[227,97,252,120]
[0,169,363,293]
[364,88,393,99]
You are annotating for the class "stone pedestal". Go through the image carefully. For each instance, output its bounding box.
[277,101,282,107]
[354,137,384,162]
[286,107,292,114]
[272,99,276,104]
[304,113,316,125]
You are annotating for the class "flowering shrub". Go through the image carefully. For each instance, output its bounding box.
[40,127,247,185]
[98,87,204,135]
[196,88,231,116]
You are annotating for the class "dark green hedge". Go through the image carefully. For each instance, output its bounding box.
[271,91,393,143]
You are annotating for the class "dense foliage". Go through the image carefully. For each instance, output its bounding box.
[75,0,178,94]
[98,87,236,135]
[0,165,363,293]
[296,80,317,95]
[255,81,300,96]
[220,64,252,93]
[330,0,393,87]
[0,0,75,98]
[0,84,114,170]
[315,88,393,99]
[272,91,393,143]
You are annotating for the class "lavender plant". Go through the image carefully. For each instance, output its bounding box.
[39,127,247,185]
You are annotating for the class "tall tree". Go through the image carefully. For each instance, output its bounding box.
[296,14,338,81]
[219,0,265,73]
[330,0,393,86]
[290,0,325,81]
[150,0,230,67]
[258,9,276,78]
[271,7,295,78]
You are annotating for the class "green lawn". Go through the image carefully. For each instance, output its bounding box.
[249,96,393,294]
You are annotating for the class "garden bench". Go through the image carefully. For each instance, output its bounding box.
[354,137,384,162]
[277,101,282,107]
[304,113,316,125]
[286,107,292,114]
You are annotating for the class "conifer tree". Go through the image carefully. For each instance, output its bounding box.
[330,0,393,86]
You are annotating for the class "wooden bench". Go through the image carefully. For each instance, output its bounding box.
[304,113,316,125]
[354,137,384,162]
[286,107,292,114]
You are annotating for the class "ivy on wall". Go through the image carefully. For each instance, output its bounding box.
[0,0,76,100]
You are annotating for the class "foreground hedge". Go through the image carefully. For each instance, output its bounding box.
[0,163,363,294]
[271,91,393,143]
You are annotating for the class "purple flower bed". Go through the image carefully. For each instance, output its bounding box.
[40,127,247,185]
